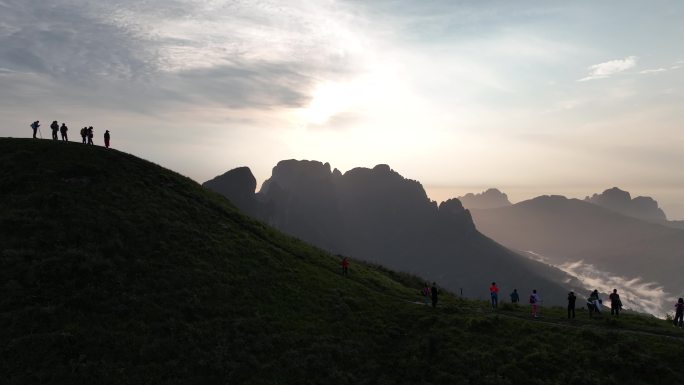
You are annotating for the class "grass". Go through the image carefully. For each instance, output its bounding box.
[1,138,684,385]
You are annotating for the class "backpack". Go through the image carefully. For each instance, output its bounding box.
[529,295,536,304]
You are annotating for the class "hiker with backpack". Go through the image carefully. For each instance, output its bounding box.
[529,289,540,318]
[80,127,87,143]
[431,282,440,308]
[87,126,94,145]
[340,257,349,276]
[567,291,577,319]
[104,130,111,148]
[609,289,622,317]
[30,121,40,138]
[510,288,519,304]
[50,121,59,140]
[489,282,499,309]
[587,290,602,318]
[60,123,68,141]
[674,298,684,328]
[421,283,431,305]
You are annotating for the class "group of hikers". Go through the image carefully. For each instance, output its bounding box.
[30,120,111,148]
[339,252,684,326]
[488,282,623,319]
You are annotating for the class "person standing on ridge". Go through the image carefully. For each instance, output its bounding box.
[421,283,431,306]
[30,121,40,138]
[609,289,621,317]
[80,127,87,143]
[529,289,540,318]
[60,123,68,141]
[674,298,684,328]
[50,121,59,140]
[587,290,602,318]
[510,288,519,305]
[340,257,349,276]
[430,282,440,308]
[567,291,577,319]
[87,126,94,145]
[489,282,499,309]
[104,130,111,148]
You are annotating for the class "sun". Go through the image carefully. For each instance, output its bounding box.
[301,81,355,125]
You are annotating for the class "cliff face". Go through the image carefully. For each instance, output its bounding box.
[205,160,576,303]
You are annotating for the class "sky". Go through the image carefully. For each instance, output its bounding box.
[1,0,683,218]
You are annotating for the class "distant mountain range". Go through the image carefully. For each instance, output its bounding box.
[457,188,511,210]
[467,191,684,315]
[204,160,580,304]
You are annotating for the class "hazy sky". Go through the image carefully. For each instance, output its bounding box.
[2,0,683,218]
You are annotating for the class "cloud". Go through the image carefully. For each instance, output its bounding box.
[640,68,667,74]
[0,0,367,112]
[578,55,637,81]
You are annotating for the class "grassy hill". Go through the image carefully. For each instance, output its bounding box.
[2,138,684,385]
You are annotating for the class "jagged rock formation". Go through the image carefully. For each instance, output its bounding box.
[585,187,667,223]
[458,188,512,210]
[205,160,578,303]
[203,167,258,216]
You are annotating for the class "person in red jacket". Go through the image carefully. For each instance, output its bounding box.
[489,282,499,309]
[341,257,349,276]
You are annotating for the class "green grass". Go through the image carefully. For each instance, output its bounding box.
[1,138,684,385]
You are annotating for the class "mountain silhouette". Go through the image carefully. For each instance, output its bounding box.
[205,160,580,303]
[458,188,512,210]
[469,194,684,313]
[585,187,667,223]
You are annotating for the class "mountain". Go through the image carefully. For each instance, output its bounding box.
[458,188,512,210]
[204,161,579,304]
[4,138,684,384]
[469,195,684,315]
[585,187,667,223]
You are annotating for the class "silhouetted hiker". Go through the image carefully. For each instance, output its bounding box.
[587,290,602,318]
[340,257,349,276]
[87,126,94,145]
[510,288,519,304]
[60,123,68,141]
[50,121,59,140]
[674,298,684,328]
[529,289,540,318]
[567,291,577,319]
[421,283,431,305]
[430,282,440,308]
[104,130,111,148]
[80,127,87,143]
[609,289,621,317]
[30,121,40,138]
[489,282,499,309]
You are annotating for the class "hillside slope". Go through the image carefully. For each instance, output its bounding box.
[3,138,684,385]
[204,162,578,305]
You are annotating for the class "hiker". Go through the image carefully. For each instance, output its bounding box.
[340,257,349,276]
[567,291,577,319]
[674,298,684,328]
[430,282,440,308]
[60,123,68,141]
[587,290,602,318]
[50,121,59,140]
[80,127,87,143]
[421,283,431,306]
[529,289,540,318]
[489,282,499,309]
[510,288,519,304]
[609,289,622,317]
[87,126,94,145]
[30,121,40,138]
[104,130,111,148]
